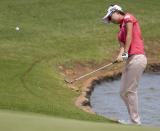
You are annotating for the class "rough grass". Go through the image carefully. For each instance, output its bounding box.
[0,0,159,130]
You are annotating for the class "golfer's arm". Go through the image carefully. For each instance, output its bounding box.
[124,22,133,53]
[118,42,125,56]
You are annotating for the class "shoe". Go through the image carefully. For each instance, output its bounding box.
[118,119,131,125]
[133,121,142,126]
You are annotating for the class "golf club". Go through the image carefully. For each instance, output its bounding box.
[65,60,118,84]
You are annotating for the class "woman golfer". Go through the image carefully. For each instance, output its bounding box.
[103,5,147,125]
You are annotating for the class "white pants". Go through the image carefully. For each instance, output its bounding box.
[120,54,147,124]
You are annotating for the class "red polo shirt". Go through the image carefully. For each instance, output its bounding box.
[118,13,145,55]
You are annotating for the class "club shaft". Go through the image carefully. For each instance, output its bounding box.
[75,62,114,81]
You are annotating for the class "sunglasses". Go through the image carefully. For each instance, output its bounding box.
[108,11,116,21]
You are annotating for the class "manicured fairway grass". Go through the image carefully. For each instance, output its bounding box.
[0,110,159,131]
[0,0,160,130]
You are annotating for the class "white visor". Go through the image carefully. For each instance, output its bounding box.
[102,5,123,24]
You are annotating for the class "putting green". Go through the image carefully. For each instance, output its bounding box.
[0,110,159,131]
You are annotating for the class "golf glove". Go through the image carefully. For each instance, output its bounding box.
[122,52,128,60]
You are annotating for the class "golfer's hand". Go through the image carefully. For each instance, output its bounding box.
[116,55,124,62]
[122,52,128,60]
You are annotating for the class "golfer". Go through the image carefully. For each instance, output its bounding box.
[103,5,147,125]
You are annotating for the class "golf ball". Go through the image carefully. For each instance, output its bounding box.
[16,27,20,31]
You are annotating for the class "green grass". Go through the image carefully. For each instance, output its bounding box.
[0,0,160,130]
[0,110,159,131]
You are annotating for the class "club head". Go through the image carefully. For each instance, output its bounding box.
[64,78,75,84]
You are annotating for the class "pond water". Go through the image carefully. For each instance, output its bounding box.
[90,73,160,127]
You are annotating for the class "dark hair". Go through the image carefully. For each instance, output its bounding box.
[115,10,125,16]
[108,10,125,21]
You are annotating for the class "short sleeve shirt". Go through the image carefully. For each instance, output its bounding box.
[118,13,145,55]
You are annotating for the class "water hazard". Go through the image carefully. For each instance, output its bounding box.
[90,73,160,127]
